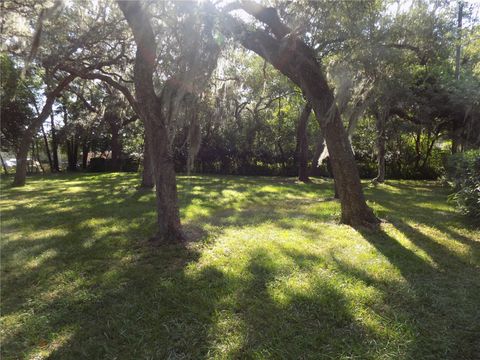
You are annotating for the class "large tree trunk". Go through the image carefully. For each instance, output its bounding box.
[13,137,32,186]
[296,103,311,182]
[41,124,53,171]
[373,110,386,183]
[216,2,379,227]
[141,135,154,188]
[50,114,60,172]
[118,1,184,243]
[147,126,182,241]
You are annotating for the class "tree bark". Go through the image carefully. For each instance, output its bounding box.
[216,2,378,227]
[13,139,30,186]
[141,135,154,188]
[41,124,53,171]
[118,1,184,243]
[296,103,312,182]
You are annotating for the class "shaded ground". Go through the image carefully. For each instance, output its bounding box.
[1,173,479,359]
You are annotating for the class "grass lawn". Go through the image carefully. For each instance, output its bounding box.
[1,173,479,359]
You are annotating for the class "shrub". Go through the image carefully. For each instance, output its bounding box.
[88,157,139,173]
[88,158,107,172]
[446,150,480,219]
[121,158,139,172]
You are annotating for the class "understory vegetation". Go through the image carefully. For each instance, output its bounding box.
[1,173,479,359]
[446,149,480,218]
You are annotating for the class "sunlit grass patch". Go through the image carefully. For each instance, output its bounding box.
[0,173,478,359]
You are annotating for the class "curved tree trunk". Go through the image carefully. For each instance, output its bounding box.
[296,103,312,182]
[216,3,379,227]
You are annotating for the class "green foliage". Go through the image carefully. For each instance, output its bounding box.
[0,54,35,152]
[352,116,449,180]
[446,150,480,219]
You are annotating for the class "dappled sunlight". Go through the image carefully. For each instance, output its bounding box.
[1,173,479,358]
[25,249,58,270]
[26,327,76,360]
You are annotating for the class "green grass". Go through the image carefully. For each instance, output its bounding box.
[1,173,479,359]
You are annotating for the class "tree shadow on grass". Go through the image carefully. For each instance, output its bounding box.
[357,225,480,360]
[228,249,379,359]
[2,174,479,359]
[1,209,229,359]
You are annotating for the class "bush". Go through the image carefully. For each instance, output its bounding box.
[446,150,480,219]
[120,158,139,172]
[88,158,107,172]
[88,157,139,173]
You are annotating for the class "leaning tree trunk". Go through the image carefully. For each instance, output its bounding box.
[296,103,312,182]
[118,1,184,243]
[373,110,386,183]
[140,135,154,188]
[216,2,379,227]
